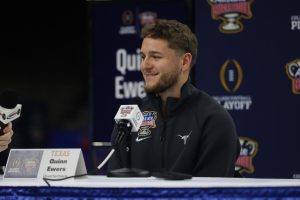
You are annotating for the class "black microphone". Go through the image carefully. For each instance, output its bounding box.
[112,105,143,148]
[0,89,22,135]
[106,105,150,177]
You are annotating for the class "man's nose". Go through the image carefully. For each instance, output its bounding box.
[141,57,152,69]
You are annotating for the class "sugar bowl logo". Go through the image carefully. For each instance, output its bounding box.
[207,0,254,34]
[119,10,137,35]
[235,137,258,174]
[213,59,252,111]
[120,106,134,117]
[139,12,157,27]
[286,58,300,94]
[136,111,157,142]
[119,10,157,35]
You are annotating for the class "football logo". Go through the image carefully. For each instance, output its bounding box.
[220,59,243,93]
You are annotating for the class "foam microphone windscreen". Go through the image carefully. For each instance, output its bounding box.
[0,89,18,109]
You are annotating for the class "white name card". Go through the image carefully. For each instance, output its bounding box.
[4,149,87,180]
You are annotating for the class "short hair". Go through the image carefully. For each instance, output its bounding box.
[141,19,198,67]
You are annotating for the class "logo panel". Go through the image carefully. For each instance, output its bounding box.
[291,15,300,30]
[136,111,157,142]
[207,0,254,34]
[119,10,158,35]
[220,59,243,93]
[213,59,252,111]
[235,137,258,174]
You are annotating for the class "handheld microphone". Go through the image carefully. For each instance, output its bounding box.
[0,89,22,135]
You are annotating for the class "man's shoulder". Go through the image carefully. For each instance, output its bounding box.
[190,89,230,117]
[190,89,218,106]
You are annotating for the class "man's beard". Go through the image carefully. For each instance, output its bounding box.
[144,69,180,94]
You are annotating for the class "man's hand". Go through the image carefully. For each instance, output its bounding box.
[0,122,13,152]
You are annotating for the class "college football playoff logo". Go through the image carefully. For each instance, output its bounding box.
[220,59,243,93]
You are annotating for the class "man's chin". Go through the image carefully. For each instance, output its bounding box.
[145,84,159,93]
[145,85,167,94]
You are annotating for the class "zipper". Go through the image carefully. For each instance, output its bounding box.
[160,119,166,170]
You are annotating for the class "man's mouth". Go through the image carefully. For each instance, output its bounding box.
[144,73,158,81]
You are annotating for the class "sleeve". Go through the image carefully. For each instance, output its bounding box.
[192,109,241,177]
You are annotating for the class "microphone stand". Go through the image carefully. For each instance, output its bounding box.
[107,120,150,177]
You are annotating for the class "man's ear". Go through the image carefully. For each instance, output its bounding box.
[182,52,193,72]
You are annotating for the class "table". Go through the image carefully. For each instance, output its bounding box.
[1,176,300,199]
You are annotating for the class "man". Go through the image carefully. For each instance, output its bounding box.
[0,122,13,152]
[108,19,240,177]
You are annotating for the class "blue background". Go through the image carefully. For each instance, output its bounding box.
[90,0,300,178]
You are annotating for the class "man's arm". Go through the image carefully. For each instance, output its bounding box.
[193,110,240,177]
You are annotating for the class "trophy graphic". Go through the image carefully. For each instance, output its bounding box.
[208,0,254,34]
[223,13,240,31]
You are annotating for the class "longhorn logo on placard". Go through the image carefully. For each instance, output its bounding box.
[286,58,300,94]
[220,59,243,93]
[235,137,258,174]
[207,0,254,34]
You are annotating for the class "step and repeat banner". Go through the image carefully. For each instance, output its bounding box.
[195,0,300,178]
[90,0,187,141]
[90,0,300,178]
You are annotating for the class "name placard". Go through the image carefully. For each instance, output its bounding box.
[4,149,87,180]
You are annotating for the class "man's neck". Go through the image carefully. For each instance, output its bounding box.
[158,76,188,113]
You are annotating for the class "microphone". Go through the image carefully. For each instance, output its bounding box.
[97,105,150,177]
[0,89,22,135]
[113,105,143,148]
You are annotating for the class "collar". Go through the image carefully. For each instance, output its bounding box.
[147,79,198,116]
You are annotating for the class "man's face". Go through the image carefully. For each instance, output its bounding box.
[140,38,183,94]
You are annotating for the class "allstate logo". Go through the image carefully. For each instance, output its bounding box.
[286,58,300,94]
[235,137,258,174]
[207,0,254,34]
[220,59,243,92]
